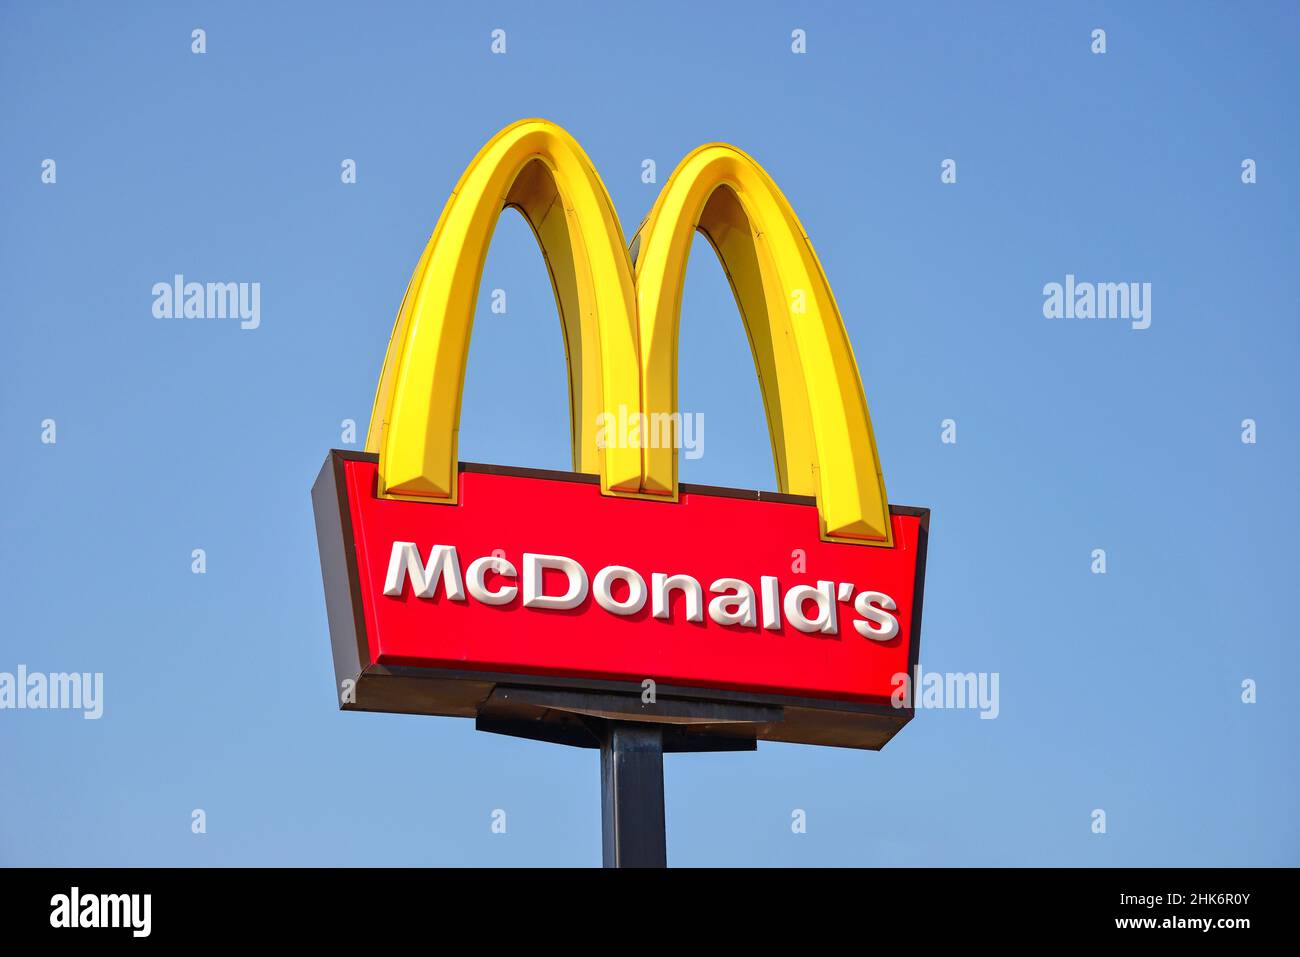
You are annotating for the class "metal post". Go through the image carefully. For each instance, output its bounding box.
[599,722,667,868]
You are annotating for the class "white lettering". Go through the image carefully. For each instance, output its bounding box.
[853,590,899,640]
[465,556,517,605]
[521,553,588,610]
[383,543,465,600]
[593,565,647,616]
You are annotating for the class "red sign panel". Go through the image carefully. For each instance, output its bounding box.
[314,451,929,749]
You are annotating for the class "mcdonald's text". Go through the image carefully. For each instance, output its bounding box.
[382,543,901,640]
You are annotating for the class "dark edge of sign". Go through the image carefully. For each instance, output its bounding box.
[311,449,930,752]
[312,453,368,689]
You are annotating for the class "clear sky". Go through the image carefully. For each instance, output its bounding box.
[1,0,1296,866]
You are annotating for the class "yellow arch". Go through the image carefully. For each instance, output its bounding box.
[366,120,891,546]
[365,119,643,500]
[631,144,892,545]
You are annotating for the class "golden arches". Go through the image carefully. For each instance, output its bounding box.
[367,120,891,545]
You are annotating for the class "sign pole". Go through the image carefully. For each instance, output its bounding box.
[599,722,667,868]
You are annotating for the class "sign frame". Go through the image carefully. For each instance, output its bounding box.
[313,449,929,753]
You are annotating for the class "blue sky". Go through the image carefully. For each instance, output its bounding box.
[1,0,1296,866]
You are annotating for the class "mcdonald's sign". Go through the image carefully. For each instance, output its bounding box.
[312,120,930,751]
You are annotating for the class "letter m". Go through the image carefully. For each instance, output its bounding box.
[1098,282,1129,319]
[206,282,239,319]
[382,543,465,599]
[101,895,130,928]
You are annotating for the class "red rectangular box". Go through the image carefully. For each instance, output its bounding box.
[313,451,929,750]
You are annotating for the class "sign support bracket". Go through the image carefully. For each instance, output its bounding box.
[476,685,784,867]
